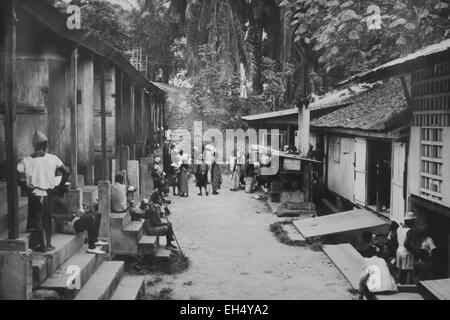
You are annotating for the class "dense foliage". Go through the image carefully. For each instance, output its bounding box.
[49,0,450,127]
[51,0,183,81]
[291,0,450,88]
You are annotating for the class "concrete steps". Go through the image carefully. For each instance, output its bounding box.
[39,244,105,295]
[110,276,146,300]
[32,233,85,289]
[137,235,158,255]
[110,212,131,230]
[75,261,124,300]
[110,210,145,256]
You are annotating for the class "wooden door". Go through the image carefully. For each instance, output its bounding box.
[354,137,367,206]
[390,142,406,223]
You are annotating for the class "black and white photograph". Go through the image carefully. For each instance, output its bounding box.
[0,0,450,305]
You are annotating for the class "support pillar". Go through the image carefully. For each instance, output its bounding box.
[120,145,130,171]
[298,104,310,157]
[4,0,19,239]
[139,158,152,199]
[127,160,140,200]
[67,188,83,213]
[70,48,79,187]
[100,61,108,181]
[98,181,111,240]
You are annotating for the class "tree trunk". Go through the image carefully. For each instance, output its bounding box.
[250,16,264,94]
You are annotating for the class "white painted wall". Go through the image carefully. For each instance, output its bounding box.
[391,142,406,223]
[327,136,355,202]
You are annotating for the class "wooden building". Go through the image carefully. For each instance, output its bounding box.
[311,79,410,221]
[0,0,167,239]
[339,38,450,282]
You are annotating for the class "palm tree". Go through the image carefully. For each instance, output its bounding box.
[169,0,254,81]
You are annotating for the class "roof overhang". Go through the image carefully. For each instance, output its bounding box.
[337,38,450,86]
[20,0,163,94]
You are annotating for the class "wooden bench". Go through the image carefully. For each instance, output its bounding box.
[322,243,424,300]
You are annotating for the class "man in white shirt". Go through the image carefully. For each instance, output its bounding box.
[359,250,398,300]
[17,131,70,252]
[111,174,129,213]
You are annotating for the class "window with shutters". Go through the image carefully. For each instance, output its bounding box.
[420,127,443,202]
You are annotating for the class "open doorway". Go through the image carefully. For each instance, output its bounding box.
[367,140,391,217]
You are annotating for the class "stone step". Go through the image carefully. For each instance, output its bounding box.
[32,233,85,289]
[123,219,144,238]
[110,219,144,257]
[110,212,131,230]
[39,244,105,296]
[137,235,158,255]
[110,276,145,300]
[75,261,124,300]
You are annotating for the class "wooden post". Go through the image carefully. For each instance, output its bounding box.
[70,48,78,188]
[100,61,108,181]
[4,0,19,239]
[127,160,140,200]
[298,104,310,156]
[119,72,125,165]
[141,89,145,145]
[400,76,412,108]
[286,124,292,147]
[98,181,111,240]
[130,84,135,156]
[149,92,154,154]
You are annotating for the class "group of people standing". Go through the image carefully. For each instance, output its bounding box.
[360,211,438,288]
[230,152,263,193]
[155,137,224,198]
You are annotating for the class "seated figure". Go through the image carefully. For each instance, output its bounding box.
[52,186,108,255]
[141,189,177,250]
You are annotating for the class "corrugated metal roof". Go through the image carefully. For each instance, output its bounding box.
[338,38,450,86]
[241,83,373,122]
[311,79,409,131]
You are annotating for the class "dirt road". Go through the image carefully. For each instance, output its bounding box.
[145,176,353,300]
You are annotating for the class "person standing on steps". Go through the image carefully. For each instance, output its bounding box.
[17,131,70,253]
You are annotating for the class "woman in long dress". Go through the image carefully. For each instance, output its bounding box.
[230,153,240,191]
[178,159,189,197]
[211,156,222,195]
[196,157,209,196]
[244,154,255,193]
